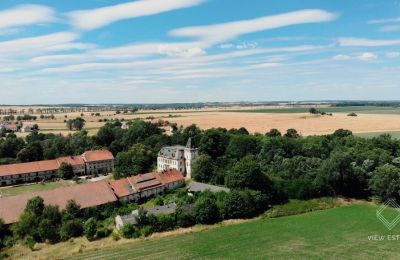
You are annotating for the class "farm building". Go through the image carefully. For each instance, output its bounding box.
[0,150,114,187]
[109,169,185,202]
[0,170,185,224]
[0,181,118,224]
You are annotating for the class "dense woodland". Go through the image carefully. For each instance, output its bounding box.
[1,119,400,250]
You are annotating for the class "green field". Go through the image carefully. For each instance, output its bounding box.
[65,204,400,259]
[0,181,74,196]
[227,106,400,114]
[356,131,400,139]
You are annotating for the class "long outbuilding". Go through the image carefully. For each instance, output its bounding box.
[0,149,115,187]
[0,169,185,225]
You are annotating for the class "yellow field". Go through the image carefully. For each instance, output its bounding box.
[3,106,400,137]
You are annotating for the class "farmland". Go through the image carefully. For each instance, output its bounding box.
[2,105,400,137]
[9,204,399,259]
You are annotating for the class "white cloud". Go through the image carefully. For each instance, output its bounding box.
[170,9,337,45]
[386,52,400,58]
[358,52,377,61]
[380,25,400,32]
[368,17,400,24]
[0,32,79,56]
[68,0,205,30]
[0,5,55,29]
[333,54,350,60]
[339,37,400,47]
[219,43,234,49]
[158,45,206,58]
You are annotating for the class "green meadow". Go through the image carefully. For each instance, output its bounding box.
[65,204,400,259]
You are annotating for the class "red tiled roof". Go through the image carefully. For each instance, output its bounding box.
[0,181,117,224]
[158,169,185,185]
[109,178,134,197]
[4,124,18,130]
[56,156,85,166]
[82,150,114,162]
[128,172,163,192]
[0,160,59,177]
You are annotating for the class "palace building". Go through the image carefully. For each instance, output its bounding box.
[157,138,198,179]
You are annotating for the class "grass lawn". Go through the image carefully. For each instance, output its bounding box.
[227,106,400,114]
[355,131,400,139]
[51,204,400,259]
[0,180,74,196]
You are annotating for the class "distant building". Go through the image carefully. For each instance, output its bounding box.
[2,123,19,132]
[109,169,185,202]
[157,138,198,178]
[0,150,115,187]
[82,150,115,175]
[115,203,194,230]
[21,125,35,133]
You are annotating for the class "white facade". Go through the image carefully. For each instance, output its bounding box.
[157,138,198,178]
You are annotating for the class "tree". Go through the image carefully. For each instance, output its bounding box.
[60,219,83,241]
[199,128,229,158]
[191,155,216,183]
[226,156,273,193]
[284,129,300,138]
[194,191,220,224]
[84,218,97,240]
[226,135,260,159]
[26,196,45,216]
[17,142,43,162]
[58,162,74,179]
[66,117,86,131]
[333,129,353,138]
[120,224,139,239]
[64,200,81,219]
[114,144,154,178]
[309,107,318,114]
[38,219,59,243]
[219,191,248,219]
[317,151,365,197]
[369,164,400,202]
[72,117,86,131]
[266,129,281,137]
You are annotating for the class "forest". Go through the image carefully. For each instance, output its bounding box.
[1,119,400,250]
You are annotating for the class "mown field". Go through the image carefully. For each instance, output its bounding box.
[53,204,400,260]
[0,180,74,196]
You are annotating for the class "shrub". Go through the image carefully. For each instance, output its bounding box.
[121,224,139,239]
[263,198,339,218]
[111,232,121,241]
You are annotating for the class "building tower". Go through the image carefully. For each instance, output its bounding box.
[184,138,198,179]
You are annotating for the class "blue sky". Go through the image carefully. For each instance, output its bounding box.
[0,0,399,104]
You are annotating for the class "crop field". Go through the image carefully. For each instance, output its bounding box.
[5,105,400,137]
[165,112,400,135]
[32,204,397,259]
